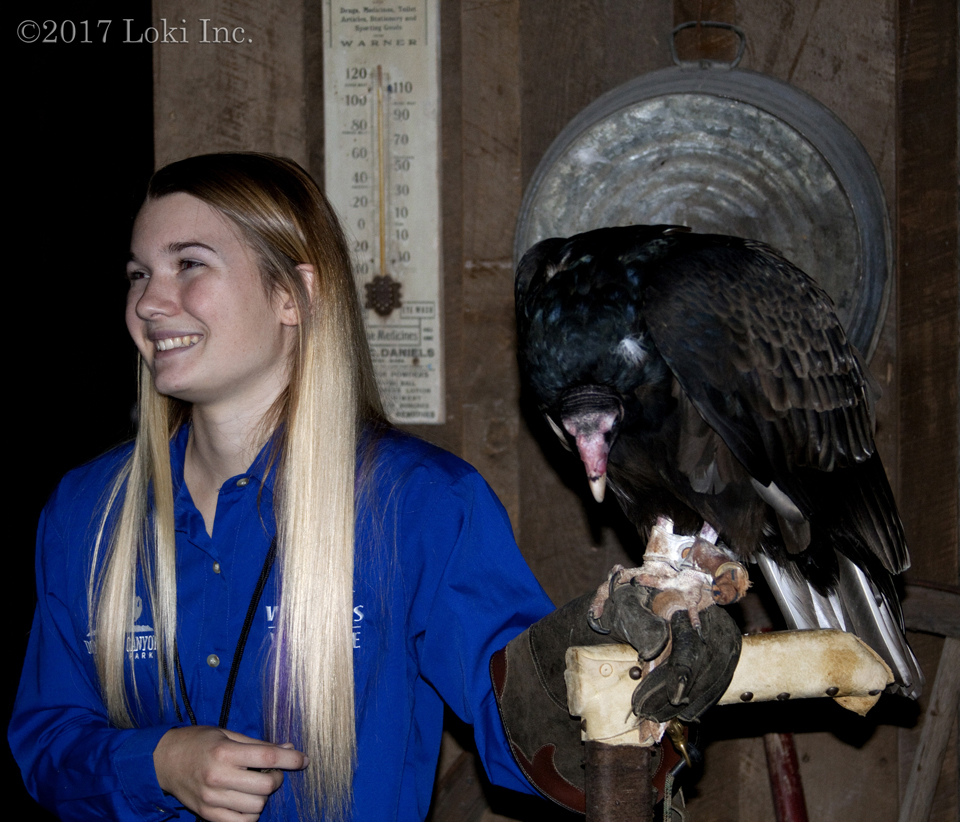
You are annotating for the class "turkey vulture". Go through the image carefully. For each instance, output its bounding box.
[516,224,921,698]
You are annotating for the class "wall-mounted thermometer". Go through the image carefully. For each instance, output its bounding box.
[323,0,444,424]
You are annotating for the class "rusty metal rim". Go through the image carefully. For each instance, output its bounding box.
[515,65,892,360]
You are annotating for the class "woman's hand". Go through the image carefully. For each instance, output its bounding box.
[153,726,308,822]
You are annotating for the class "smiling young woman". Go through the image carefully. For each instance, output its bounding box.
[9,153,560,822]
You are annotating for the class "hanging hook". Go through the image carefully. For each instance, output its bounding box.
[670,21,746,70]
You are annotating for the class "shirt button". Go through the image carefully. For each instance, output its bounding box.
[212,561,221,574]
[207,654,220,668]
[237,477,250,487]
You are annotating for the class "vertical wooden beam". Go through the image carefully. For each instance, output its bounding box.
[153,0,308,168]
[459,0,523,529]
[896,0,960,584]
[896,4,959,802]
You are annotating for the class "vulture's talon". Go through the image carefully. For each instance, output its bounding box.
[608,567,624,597]
[587,612,611,635]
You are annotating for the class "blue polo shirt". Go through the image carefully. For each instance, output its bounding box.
[11,426,554,820]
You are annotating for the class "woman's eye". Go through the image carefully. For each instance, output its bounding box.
[179,258,203,271]
[126,270,148,282]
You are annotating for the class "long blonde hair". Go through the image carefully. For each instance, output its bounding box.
[88,153,384,819]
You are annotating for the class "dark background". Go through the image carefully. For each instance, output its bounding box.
[11,2,153,815]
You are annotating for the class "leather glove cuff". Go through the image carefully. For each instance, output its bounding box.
[490,594,595,814]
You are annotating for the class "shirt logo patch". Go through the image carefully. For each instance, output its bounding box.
[126,596,156,660]
[84,596,156,659]
[262,602,364,648]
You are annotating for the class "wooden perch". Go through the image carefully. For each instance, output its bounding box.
[566,628,894,745]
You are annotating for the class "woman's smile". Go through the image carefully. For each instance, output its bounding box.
[154,334,202,352]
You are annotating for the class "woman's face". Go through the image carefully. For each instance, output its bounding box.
[126,193,299,413]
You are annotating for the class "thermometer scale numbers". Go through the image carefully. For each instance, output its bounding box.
[324,1,444,424]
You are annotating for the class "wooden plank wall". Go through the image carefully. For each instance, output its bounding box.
[151,0,958,818]
[896,1,959,819]
[153,0,309,168]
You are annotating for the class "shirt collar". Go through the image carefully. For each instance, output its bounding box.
[168,423,280,494]
[169,424,280,547]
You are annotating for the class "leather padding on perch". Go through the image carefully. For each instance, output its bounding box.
[567,628,894,746]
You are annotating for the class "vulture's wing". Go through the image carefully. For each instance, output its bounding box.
[638,236,905,570]
[637,235,919,696]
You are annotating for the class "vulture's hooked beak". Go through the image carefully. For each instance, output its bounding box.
[556,402,621,503]
[588,474,606,504]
